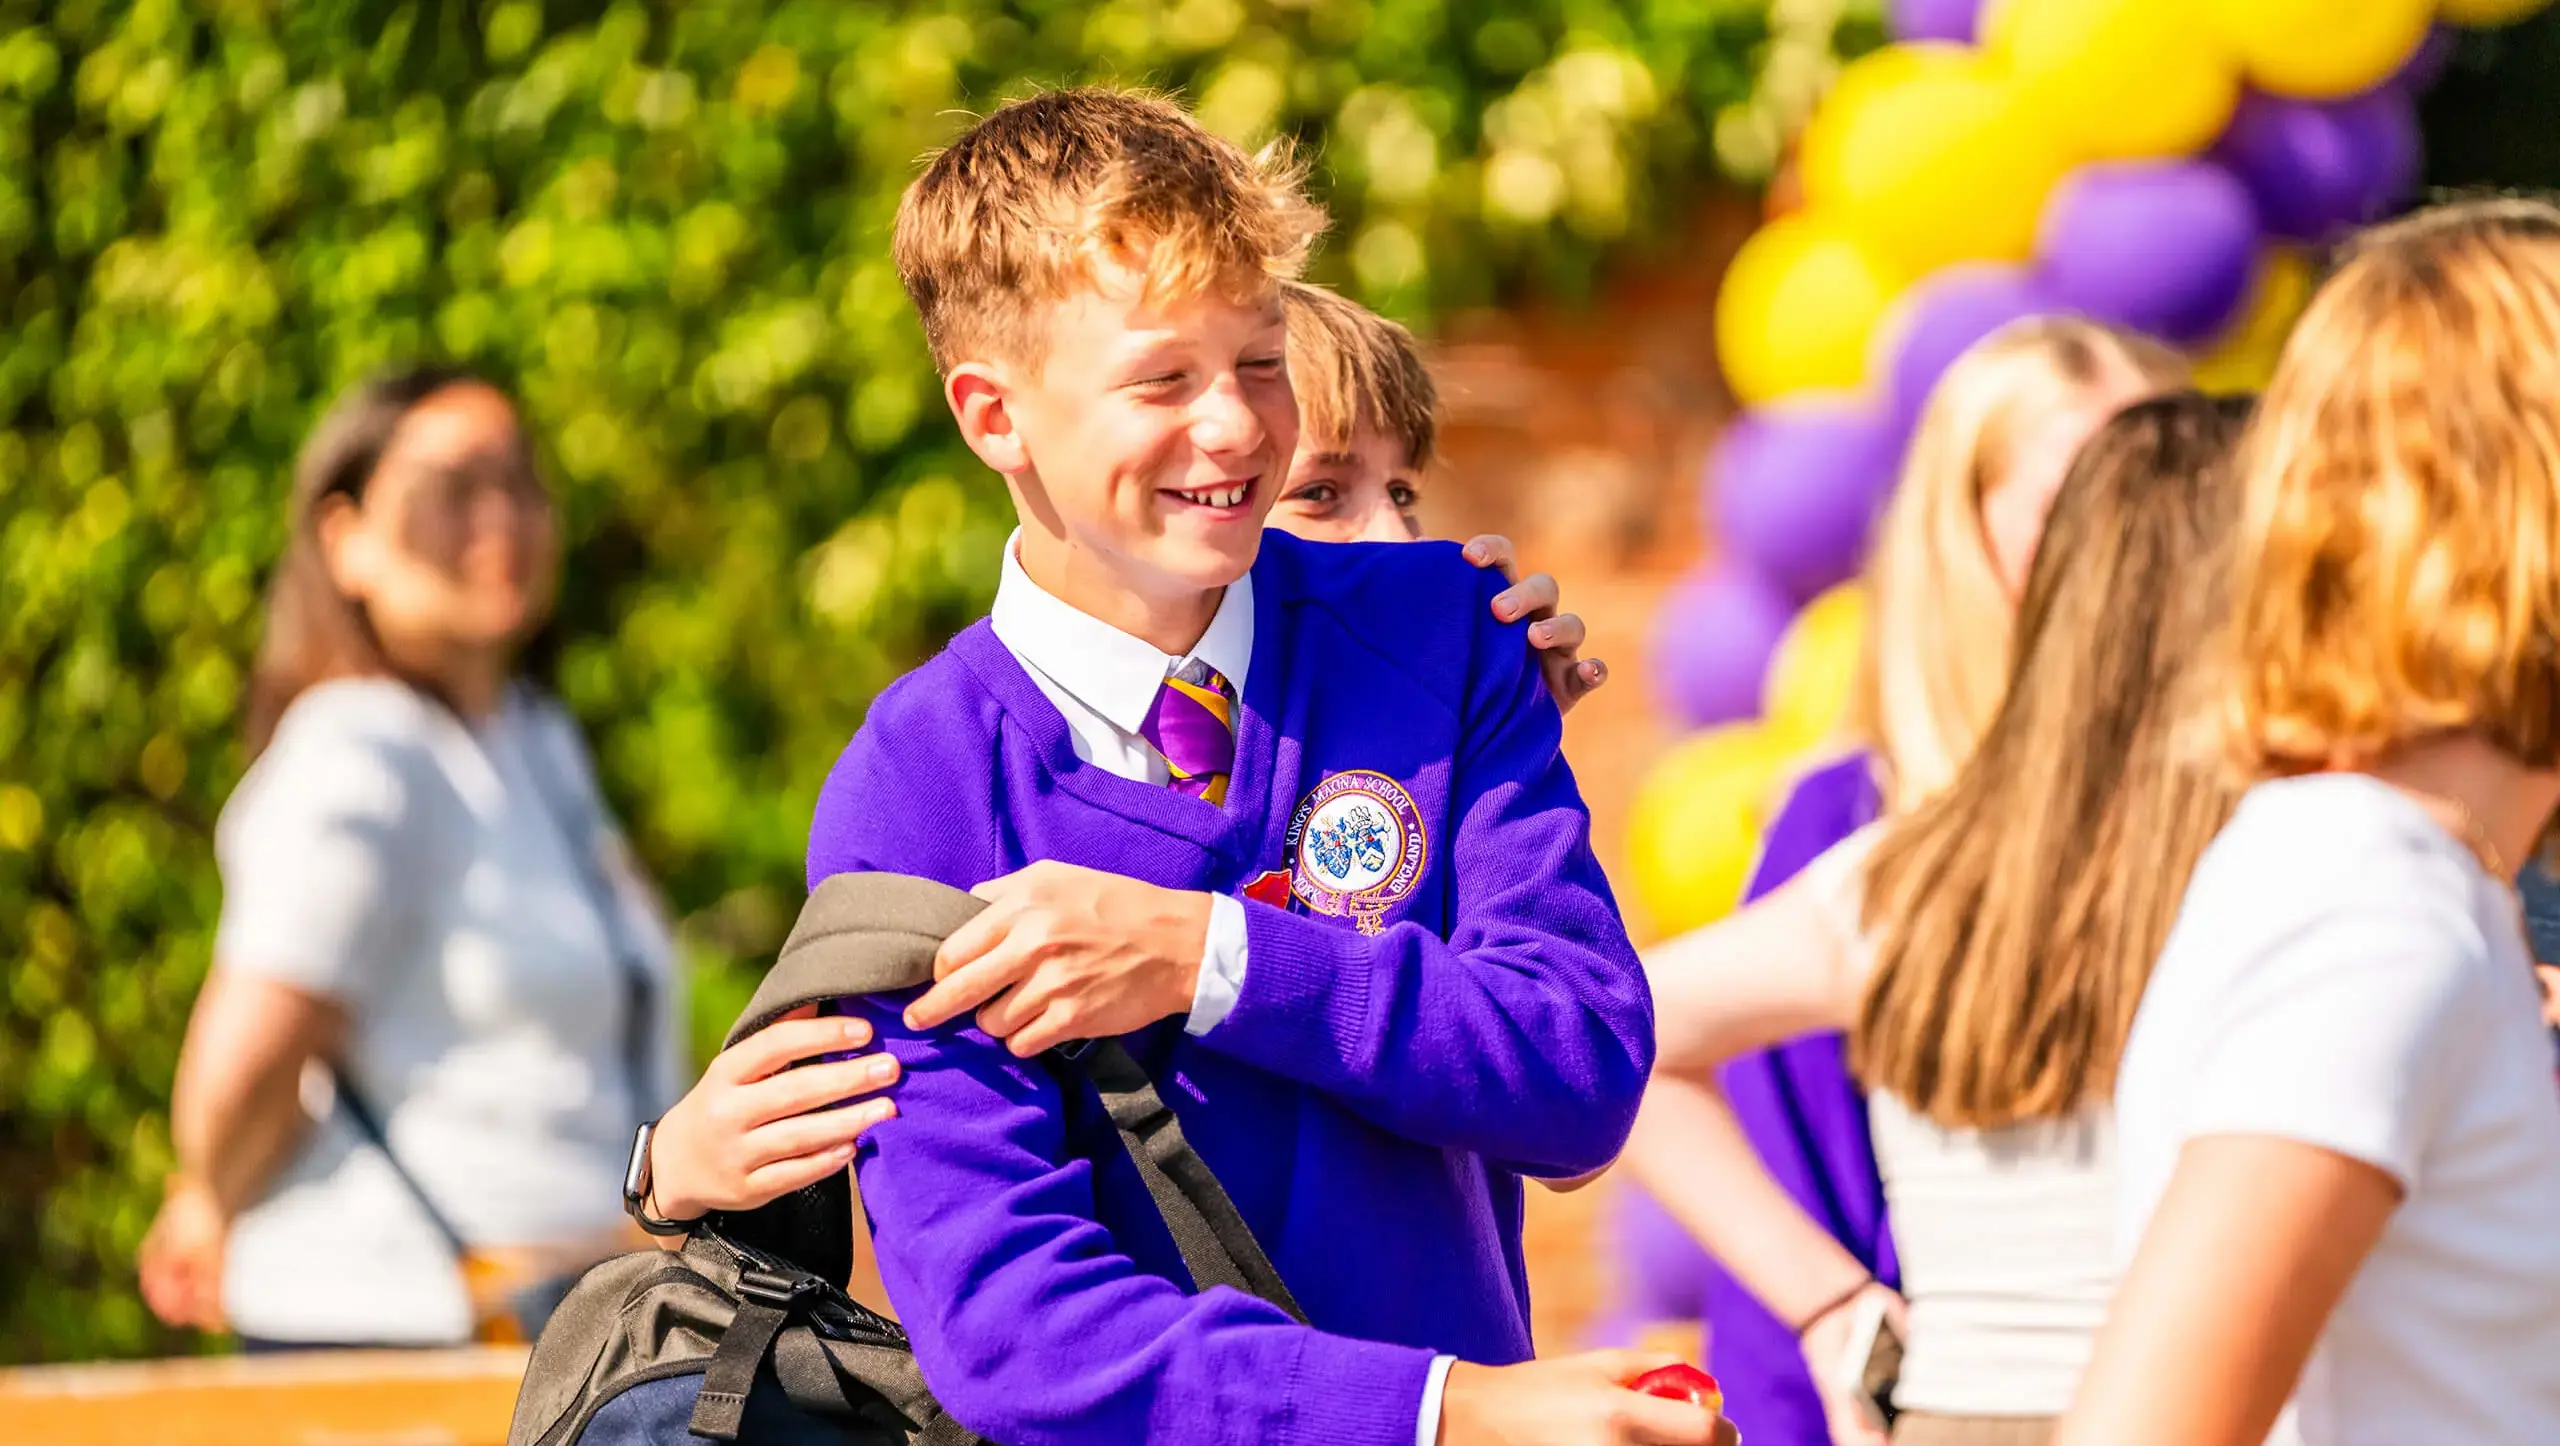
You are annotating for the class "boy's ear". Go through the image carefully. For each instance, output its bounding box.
[947,363,1029,476]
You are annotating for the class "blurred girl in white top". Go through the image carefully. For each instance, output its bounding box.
[134,369,895,1347]
[1631,392,2249,1446]
[2064,200,2560,1446]
[1620,320,2184,1446]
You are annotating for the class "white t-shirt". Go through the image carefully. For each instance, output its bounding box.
[215,679,681,1344]
[2115,773,2560,1446]
[1798,829,2118,1418]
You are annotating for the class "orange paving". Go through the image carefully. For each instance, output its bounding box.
[0,1347,530,1446]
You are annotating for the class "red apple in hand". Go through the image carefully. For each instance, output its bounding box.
[1630,1362,1724,1413]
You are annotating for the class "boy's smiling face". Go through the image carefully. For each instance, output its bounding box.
[955,264,1297,637]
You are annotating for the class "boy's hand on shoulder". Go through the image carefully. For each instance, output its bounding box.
[907,861,1212,1056]
[647,1007,901,1223]
[1438,1350,1738,1446]
[1463,535,1607,715]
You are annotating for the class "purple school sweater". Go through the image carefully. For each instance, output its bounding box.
[805,532,1653,1446]
[1702,753,1897,1446]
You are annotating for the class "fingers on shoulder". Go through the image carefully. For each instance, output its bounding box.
[722,1014,870,1083]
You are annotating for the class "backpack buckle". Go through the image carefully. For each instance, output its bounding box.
[736,1268,823,1312]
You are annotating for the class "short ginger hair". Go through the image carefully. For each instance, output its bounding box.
[1279,282,1438,467]
[893,87,1326,373]
[2223,196,2560,775]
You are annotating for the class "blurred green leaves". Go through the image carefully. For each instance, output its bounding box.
[0,0,1873,1362]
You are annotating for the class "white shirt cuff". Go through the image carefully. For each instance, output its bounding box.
[1416,1354,1457,1446]
[1185,891,1250,1036]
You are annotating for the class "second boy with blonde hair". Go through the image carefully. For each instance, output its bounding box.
[1271,280,1436,541]
[1269,279,1605,704]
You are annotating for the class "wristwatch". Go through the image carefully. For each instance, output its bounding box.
[622,1119,701,1237]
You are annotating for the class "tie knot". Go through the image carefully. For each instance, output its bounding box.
[1142,666,1234,804]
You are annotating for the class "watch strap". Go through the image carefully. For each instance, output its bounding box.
[624,1119,700,1237]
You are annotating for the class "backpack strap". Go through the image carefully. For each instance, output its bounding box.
[722,871,989,1049]
[690,1267,822,1440]
[1070,1040,1306,1321]
[729,872,1302,1319]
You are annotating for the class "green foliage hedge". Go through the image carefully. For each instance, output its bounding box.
[0,0,1878,1361]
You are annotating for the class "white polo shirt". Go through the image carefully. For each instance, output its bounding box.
[214,679,679,1343]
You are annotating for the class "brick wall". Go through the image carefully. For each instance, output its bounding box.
[1416,192,1758,1351]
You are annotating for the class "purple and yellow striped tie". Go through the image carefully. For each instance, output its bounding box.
[1140,663,1235,807]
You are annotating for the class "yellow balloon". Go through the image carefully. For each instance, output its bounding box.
[2190,343,2277,396]
[1762,585,1868,747]
[1624,724,1803,938]
[2191,248,2313,395]
[2204,0,2430,98]
[1799,45,2072,274]
[1799,45,1972,197]
[1715,213,1904,406]
[1988,0,2241,161]
[2440,0,2551,24]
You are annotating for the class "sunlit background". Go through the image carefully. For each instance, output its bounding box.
[5,0,2559,1393]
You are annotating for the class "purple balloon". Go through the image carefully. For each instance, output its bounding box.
[1880,266,2063,432]
[2356,88,2425,215]
[2213,88,2425,242]
[2036,160,2258,344]
[1706,403,1902,603]
[2392,26,2456,96]
[1891,0,1982,42]
[1651,566,1795,728]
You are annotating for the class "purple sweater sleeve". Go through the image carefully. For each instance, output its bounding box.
[807,720,1435,1446]
[1206,586,1654,1178]
[843,999,1434,1446]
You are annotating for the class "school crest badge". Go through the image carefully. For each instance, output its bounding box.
[1284,770,1428,934]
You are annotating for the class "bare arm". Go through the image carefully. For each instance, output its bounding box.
[2058,1136,2399,1446]
[1623,848,1895,1445]
[170,969,348,1215]
[142,968,346,1330]
[1622,1073,1873,1332]
[1625,1075,1897,1446]
[1646,859,1866,1078]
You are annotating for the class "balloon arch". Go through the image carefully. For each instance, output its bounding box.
[1628,0,2549,937]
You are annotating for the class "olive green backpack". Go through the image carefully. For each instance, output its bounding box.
[504,872,1303,1446]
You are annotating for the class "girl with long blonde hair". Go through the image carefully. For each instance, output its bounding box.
[1617,318,2184,1446]
[1856,320,2188,808]
[1629,393,2248,1446]
[2064,199,2560,1446]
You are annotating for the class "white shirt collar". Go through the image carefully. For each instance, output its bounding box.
[989,530,1255,736]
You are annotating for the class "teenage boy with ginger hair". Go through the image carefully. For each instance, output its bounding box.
[654,89,1715,1446]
